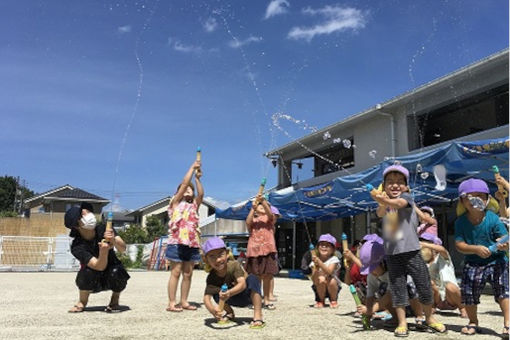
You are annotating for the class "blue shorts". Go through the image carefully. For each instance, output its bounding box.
[165,244,201,263]
[461,262,509,305]
[213,274,262,307]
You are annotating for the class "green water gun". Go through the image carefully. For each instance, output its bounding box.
[349,284,371,330]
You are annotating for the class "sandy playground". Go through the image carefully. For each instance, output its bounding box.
[0,270,506,340]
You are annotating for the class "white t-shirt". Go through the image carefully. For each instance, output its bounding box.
[427,253,458,300]
[309,255,340,272]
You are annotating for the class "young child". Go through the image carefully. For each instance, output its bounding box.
[419,232,467,318]
[370,165,445,336]
[358,235,423,325]
[66,203,130,313]
[245,195,278,310]
[310,233,341,308]
[454,178,509,337]
[202,237,265,329]
[165,160,204,312]
[416,206,438,237]
[343,240,367,305]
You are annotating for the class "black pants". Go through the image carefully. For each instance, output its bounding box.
[386,250,433,307]
[76,264,130,293]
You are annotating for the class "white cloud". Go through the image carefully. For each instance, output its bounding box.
[173,41,203,53]
[264,0,290,19]
[228,35,263,49]
[203,17,218,32]
[288,5,367,41]
[117,25,131,34]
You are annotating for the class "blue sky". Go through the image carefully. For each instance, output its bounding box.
[1,0,508,210]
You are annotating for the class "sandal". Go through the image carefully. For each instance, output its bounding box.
[394,326,409,337]
[313,302,324,308]
[414,317,426,330]
[264,303,276,310]
[104,304,121,313]
[330,301,338,309]
[426,322,447,334]
[68,304,84,313]
[249,319,266,329]
[460,324,481,335]
[165,305,183,312]
[180,304,197,311]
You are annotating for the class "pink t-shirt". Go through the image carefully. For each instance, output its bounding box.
[167,200,200,248]
[246,215,277,258]
[417,223,438,237]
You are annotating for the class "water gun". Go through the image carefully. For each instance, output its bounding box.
[217,283,229,324]
[196,146,201,161]
[488,234,509,254]
[254,178,267,205]
[349,285,371,330]
[493,165,508,197]
[102,211,114,244]
[366,184,378,194]
[342,233,349,268]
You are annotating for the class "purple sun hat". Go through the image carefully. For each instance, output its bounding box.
[360,240,386,275]
[420,206,435,217]
[318,233,337,247]
[419,232,442,245]
[362,234,383,244]
[202,237,226,255]
[458,178,489,197]
[383,165,410,184]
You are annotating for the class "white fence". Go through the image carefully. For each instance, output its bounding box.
[0,235,79,271]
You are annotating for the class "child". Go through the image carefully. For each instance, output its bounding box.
[419,233,467,318]
[165,160,203,312]
[245,195,278,310]
[202,237,265,329]
[370,164,445,336]
[454,178,509,337]
[343,240,367,305]
[66,203,130,313]
[416,206,438,237]
[310,233,341,308]
[495,174,510,218]
[358,236,423,325]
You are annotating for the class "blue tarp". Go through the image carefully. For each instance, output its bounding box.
[216,137,509,222]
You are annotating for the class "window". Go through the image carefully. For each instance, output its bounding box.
[408,84,509,150]
[314,137,354,176]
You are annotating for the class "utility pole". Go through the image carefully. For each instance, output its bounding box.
[13,176,19,212]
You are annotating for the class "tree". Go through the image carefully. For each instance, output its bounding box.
[145,215,167,241]
[0,176,35,213]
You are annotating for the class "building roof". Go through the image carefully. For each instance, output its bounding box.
[25,184,109,204]
[265,48,509,158]
[126,196,219,216]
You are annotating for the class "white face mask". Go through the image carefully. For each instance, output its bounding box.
[80,212,97,230]
[467,195,488,212]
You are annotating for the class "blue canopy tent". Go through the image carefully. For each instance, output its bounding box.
[217,137,509,222]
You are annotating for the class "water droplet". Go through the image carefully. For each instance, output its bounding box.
[342,139,351,149]
[323,131,331,140]
[416,163,422,173]
[368,150,377,159]
[333,138,342,144]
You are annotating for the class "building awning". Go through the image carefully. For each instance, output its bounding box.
[217,137,509,222]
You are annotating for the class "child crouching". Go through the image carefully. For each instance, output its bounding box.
[202,237,265,329]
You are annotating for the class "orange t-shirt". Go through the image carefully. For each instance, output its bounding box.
[246,215,277,257]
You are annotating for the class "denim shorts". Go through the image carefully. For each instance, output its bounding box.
[165,244,201,263]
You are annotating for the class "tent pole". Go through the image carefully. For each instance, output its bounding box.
[366,211,371,235]
[292,221,296,270]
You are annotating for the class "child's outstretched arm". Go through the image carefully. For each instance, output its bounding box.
[221,276,247,300]
[495,191,509,218]
[203,294,223,320]
[246,199,257,229]
[455,240,491,258]
[260,198,275,223]
[195,168,204,207]
[414,206,437,225]
[343,249,362,269]
[420,241,448,259]
[173,160,201,207]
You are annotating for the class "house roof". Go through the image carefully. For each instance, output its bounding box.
[25,184,109,204]
[265,48,509,158]
[126,196,219,216]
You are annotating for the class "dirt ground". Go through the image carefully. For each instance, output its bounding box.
[0,270,507,339]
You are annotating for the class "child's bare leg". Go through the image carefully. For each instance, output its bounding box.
[431,281,441,306]
[167,261,182,310]
[69,290,90,312]
[269,276,276,301]
[180,261,195,308]
[395,306,407,329]
[378,292,394,315]
[313,274,327,302]
[251,290,263,321]
[261,274,272,306]
[444,282,467,317]
[498,298,509,333]
[109,292,120,308]
[409,298,423,318]
[461,305,479,334]
[327,278,338,302]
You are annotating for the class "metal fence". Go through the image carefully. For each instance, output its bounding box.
[0,235,79,271]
